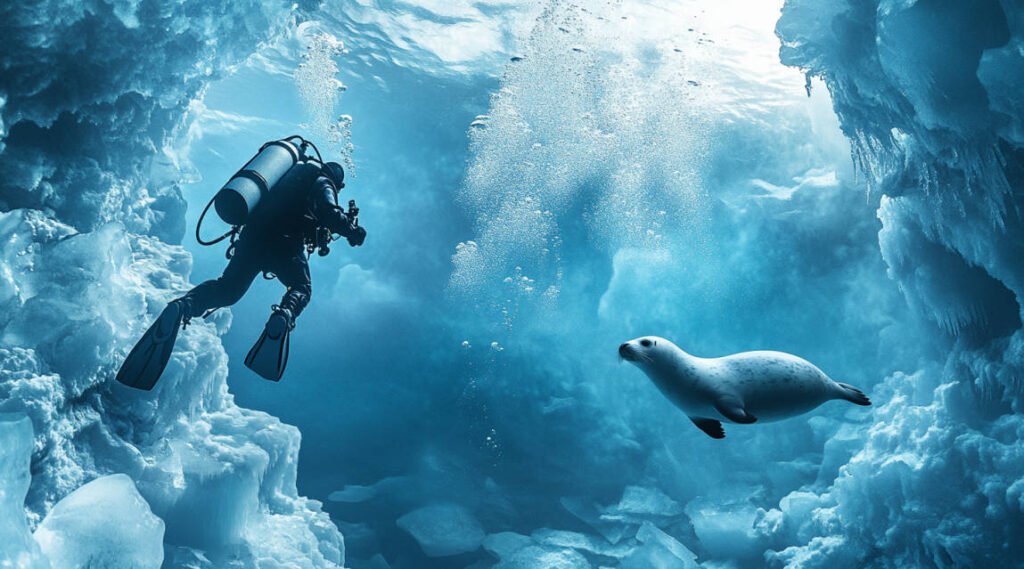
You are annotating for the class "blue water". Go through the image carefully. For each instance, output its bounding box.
[184,2,912,566]
[3,0,1023,567]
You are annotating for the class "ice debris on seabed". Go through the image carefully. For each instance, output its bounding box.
[397,503,487,557]
[1,415,159,568]
[482,489,701,568]
[386,486,700,568]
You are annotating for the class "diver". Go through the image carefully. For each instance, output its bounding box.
[116,136,366,389]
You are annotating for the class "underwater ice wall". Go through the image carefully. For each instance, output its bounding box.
[0,1,343,567]
[767,0,1024,565]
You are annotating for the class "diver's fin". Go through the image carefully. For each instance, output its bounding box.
[714,395,757,424]
[115,300,186,390]
[691,418,725,439]
[244,307,292,381]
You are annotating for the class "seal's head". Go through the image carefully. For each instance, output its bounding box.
[618,336,673,369]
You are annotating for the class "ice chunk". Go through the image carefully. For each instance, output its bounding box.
[158,437,263,548]
[492,545,592,569]
[531,528,634,559]
[34,474,164,569]
[396,503,485,557]
[0,414,50,569]
[245,510,346,569]
[560,496,629,544]
[483,531,534,558]
[684,498,760,559]
[978,38,1024,145]
[606,486,684,518]
[327,484,377,503]
[620,522,700,569]
[772,0,1024,564]
[484,528,634,567]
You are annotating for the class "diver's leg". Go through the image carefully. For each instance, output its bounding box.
[116,298,189,390]
[117,241,263,389]
[182,244,261,318]
[244,243,307,381]
[272,246,313,322]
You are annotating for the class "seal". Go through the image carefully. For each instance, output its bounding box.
[619,336,870,439]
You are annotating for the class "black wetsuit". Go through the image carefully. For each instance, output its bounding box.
[184,168,363,321]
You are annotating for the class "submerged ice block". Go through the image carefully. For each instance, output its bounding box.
[34,474,165,569]
[396,503,485,557]
[620,522,700,569]
[0,414,50,569]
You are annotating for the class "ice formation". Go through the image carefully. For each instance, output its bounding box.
[477,488,701,568]
[764,0,1024,564]
[0,2,342,567]
[395,503,486,557]
[0,415,47,569]
[34,474,164,569]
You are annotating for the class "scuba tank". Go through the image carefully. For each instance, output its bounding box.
[196,135,325,251]
[215,139,303,225]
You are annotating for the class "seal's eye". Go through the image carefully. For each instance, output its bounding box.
[640,339,653,348]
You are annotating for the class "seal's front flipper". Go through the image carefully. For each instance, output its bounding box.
[115,300,186,390]
[245,307,292,381]
[691,418,725,439]
[714,395,757,424]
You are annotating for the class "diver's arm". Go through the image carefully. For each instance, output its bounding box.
[312,176,367,246]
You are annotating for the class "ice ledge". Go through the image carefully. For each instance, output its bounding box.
[0,210,343,568]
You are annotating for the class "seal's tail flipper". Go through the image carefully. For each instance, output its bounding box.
[837,382,872,406]
[245,307,292,381]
